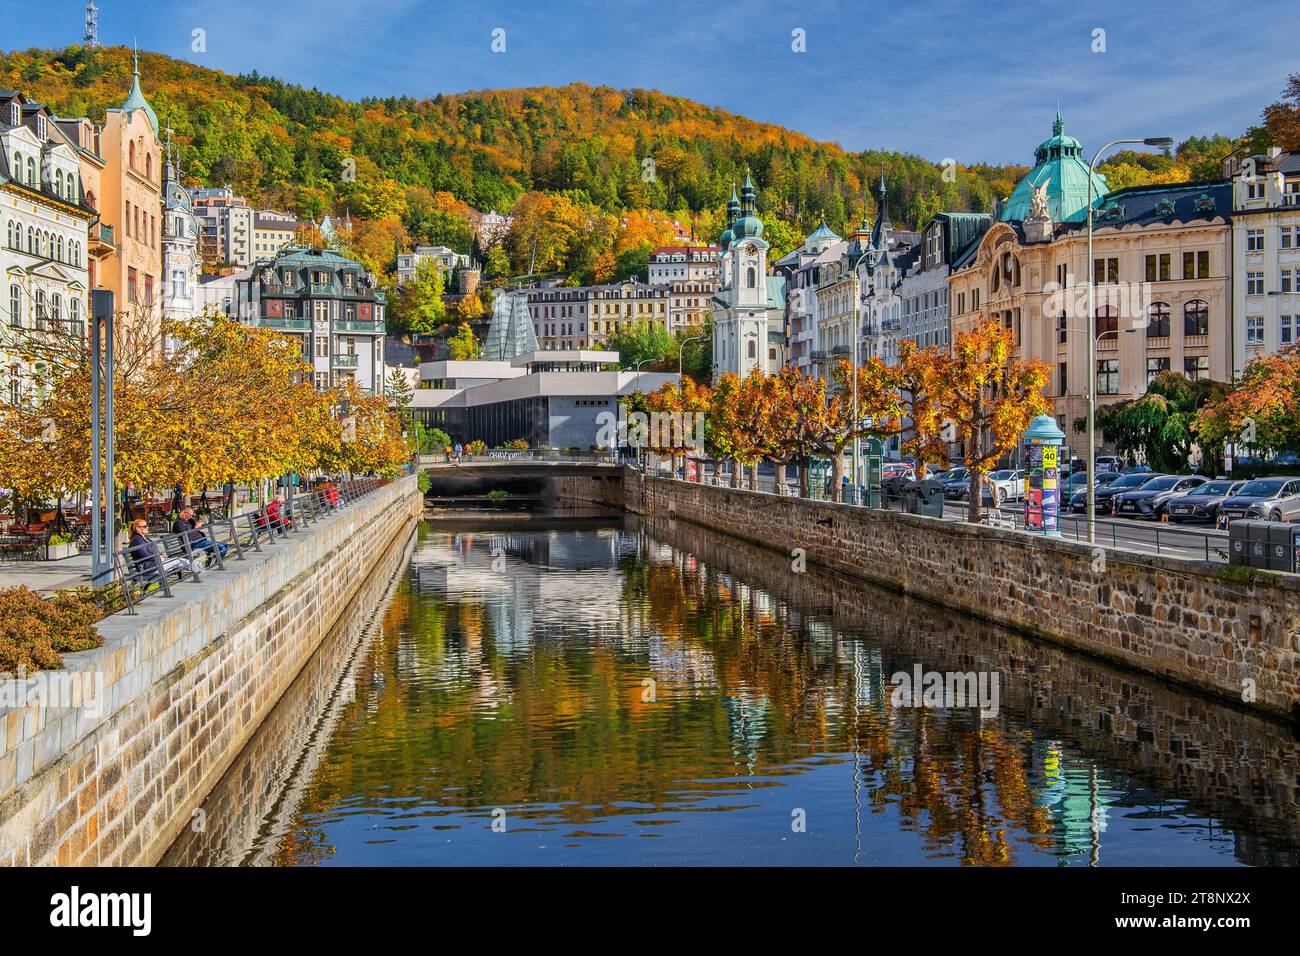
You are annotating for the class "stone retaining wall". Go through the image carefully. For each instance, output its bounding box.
[0,476,423,866]
[625,470,1300,720]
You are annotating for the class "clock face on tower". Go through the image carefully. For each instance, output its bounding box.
[743,243,758,258]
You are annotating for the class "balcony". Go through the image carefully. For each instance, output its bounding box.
[333,353,360,368]
[310,282,335,295]
[254,316,311,331]
[1185,334,1209,348]
[335,319,385,334]
[89,222,115,256]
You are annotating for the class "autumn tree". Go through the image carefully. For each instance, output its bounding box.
[1196,345,1300,458]
[935,320,1050,521]
[447,322,482,360]
[389,259,447,337]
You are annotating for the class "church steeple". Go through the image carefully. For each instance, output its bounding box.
[869,168,892,253]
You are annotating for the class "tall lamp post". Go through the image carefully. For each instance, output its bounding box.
[1085,135,1173,544]
[678,333,707,377]
[89,289,116,583]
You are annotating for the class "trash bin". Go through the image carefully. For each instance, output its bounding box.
[1267,522,1297,573]
[907,478,946,518]
[882,476,908,510]
[1248,520,1273,569]
[1227,519,1251,566]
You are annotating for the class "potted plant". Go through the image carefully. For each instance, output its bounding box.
[43,531,79,561]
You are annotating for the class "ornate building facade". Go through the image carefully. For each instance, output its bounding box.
[1,91,95,403]
[710,176,786,381]
[948,114,1231,447]
[161,138,200,325]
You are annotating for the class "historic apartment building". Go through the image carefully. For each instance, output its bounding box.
[161,146,200,325]
[234,246,388,394]
[1225,146,1300,374]
[396,245,475,285]
[948,115,1231,443]
[1,91,95,403]
[92,57,164,324]
[527,280,673,350]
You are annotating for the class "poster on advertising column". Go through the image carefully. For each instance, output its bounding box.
[1025,444,1060,533]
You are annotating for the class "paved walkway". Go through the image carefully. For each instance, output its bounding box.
[0,551,94,593]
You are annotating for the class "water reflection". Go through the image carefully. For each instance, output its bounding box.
[165,518,1299,867]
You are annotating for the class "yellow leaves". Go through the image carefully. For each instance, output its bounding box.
[0,314,410,501]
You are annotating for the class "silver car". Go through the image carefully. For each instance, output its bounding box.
[1216,477,1300,524]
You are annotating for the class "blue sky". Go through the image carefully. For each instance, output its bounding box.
[2,0,1290,164]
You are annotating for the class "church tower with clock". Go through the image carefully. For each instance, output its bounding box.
[709,173,786,382]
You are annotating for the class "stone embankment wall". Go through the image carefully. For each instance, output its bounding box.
[0,476,423,866]
[624,470,1300,721]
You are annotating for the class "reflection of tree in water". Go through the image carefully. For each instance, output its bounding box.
[269,529,1171,866]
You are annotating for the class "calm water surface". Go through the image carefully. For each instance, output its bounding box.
[165,518,1300,867]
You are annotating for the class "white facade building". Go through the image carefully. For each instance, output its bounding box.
[1,91,94,403]
[396,245,474,285]
[161,152,200,324]
[1227,147,1300,375]
[710,177,786,381]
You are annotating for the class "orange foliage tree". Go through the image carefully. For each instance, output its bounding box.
[934,319,1050,520]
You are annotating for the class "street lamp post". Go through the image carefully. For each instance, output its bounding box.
[1085,135,1173,544]
[678,333,707,377]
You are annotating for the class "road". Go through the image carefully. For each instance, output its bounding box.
[676,466,1231,563]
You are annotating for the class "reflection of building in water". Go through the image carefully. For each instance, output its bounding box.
[1034,742,1113,864]
[722,691,771,774]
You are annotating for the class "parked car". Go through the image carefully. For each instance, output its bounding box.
[882,462,915,481]
[1070,472,1163,515]
[1063,471,1122,494]
[1215,477,1300,524]
[941,468,971,500]
[1166,479,1246,524]
[954,469,1024,504]
[1113,474,1208,519]
[1095,455,1122,473]
[1121,464,1153,475]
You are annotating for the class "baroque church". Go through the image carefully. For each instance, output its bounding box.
[709,174,786,381]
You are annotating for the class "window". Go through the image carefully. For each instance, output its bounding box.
[1247,272,1264,295]
[1146,357,1170,385]
[1096,359,1119,395]
[746,266,756,288]
[1057,312,1068,344]
[1095,306,1118,338]
[8,284,20,328]
[747,339,756,359]
[1182,250,1210,279]
[956,292,965,314]
[1057,362,1068,397]
[1282,315,1294,346]
[1144,253,1171,282]
[127,267,138,304]
[1247,315,1264,345]
[1146,302,1171,338]
[1284,269,1294,294]
[1282,227,1295,249]
[69,296,80,331]
[315,335,328,358]
[1183,300,1209,336]
[1093,257,1119,283]
[1246,229,1264,252]
[34,289,45,322]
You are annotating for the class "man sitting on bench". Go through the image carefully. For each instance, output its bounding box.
[172,506,228,563]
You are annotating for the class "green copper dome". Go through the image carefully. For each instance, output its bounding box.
[120,56,160,136]
[1000,112,1108,225]
[732,214,763,240]
[720,185,741,249]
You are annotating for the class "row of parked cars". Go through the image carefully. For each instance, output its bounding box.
[885,457,1300,524]
[1068,471,1300,524]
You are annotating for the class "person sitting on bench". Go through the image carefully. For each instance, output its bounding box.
[172,506,228,561]
[128,519,192,580]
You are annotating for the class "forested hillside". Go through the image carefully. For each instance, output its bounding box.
[4,45,1288,287]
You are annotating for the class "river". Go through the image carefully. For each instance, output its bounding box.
[162,515,1299,866]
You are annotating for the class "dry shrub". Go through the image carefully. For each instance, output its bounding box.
[0,586,105,674]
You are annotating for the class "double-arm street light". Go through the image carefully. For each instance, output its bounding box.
[679,333,708,377]
[1084,135,1174,544]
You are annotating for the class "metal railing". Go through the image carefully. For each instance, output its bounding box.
[112,477,391,614]
[646,464,1235,565]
